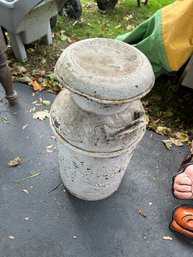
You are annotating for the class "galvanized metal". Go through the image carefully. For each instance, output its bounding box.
[50,38,155,201]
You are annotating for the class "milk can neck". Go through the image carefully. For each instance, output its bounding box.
[71,93,130,115]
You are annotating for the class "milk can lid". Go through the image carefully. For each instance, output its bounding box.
[55,38,155,103]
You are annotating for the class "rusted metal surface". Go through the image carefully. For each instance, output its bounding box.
[0,27,17,105]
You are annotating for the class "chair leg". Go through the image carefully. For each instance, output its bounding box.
[41,22,52,45]
[0,50,17,105]
[9,32,27,61]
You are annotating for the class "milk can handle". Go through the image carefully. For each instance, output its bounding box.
[104,112,146,140]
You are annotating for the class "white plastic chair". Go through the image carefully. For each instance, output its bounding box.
[0,0,58,60]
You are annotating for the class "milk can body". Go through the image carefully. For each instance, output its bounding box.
[50,38,155,200]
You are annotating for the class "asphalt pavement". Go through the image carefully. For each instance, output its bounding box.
[0,83,192,257]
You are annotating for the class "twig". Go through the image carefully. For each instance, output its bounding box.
[16,172,41,183]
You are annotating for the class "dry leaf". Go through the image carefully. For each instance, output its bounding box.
[9,236,16,240]
[46,145,55,153]
[174,132,189,143]
[29,107,36,113]
[67,37,78,43]
[22,189,29,194]
[60,30,68,41]
[8,156,22,167]
[144,114,150,124]
[156,126,171,136]
[138,209,147,218]
[163,139,172,150]
[126,24,135,31]
[19,76,33,84]
[12,66,27,74]
[22,124,29,130]
[2,117,10,124]
[31,80,44,91]
[42,100,50,106]
[46,145,54,149]
[163,236,172,240]
[33,110,50,120]
[123,14,134,21]
[170,137,183,147]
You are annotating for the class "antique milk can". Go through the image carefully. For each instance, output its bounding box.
[50,38,154,201]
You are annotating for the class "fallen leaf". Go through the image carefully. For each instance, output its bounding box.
[2,117,10,124]
[22,189,29,194]
[123,14,134,21]
[42,100,50,106]
[144,114,150,124]
[67,37,78,43]
[138,209,147,218]
[174,132,189,143]
[27,48,35,53]
[126,24,135,31]
[46,145,54,149]
[46,144,55,153]
[29,107,36,113]
[163,139,172,150]
[156,126,171,136]
[31,80,44,91]
[9,236,16,240]
[22,124,29,130]
[8,156,22,167]
[33,110,50,120]
[19,76,33,84]
[170,137,183,147]
[163,236,172,240]
[11,66,27,74]
[60,30,68,41]
[16,172,41,183]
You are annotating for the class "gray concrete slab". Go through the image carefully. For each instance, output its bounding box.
[0,83,193,257]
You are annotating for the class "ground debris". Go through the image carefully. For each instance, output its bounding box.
[162,236,173,241]
[33,110,50,120]
[16,172,41,183]
[8,156,22,167]
[138,209,147,218]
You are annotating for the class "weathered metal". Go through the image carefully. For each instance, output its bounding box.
[50,38,155,201]
[0,27,17,105]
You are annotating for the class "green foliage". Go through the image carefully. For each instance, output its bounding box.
[9,0,193,137]
[53,0,173,40]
